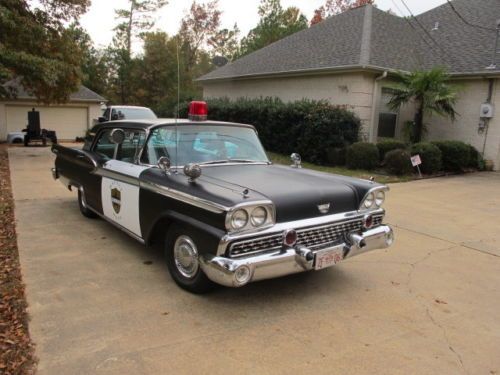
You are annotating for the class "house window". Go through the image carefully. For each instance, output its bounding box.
[377,89,398,138]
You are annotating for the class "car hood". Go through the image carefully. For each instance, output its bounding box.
[200,164,371,222]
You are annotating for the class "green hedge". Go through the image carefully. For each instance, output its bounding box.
[179,98,361,165]
[346,142,379,170]
[384,149,413,175]
[377,139,407,162]
[410,142,442,174]
[431,141,470,172]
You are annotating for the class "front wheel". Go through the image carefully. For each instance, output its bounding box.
[165,224,215,294]
[78,189,98,218]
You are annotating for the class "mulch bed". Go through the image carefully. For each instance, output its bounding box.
[0,144,37,374]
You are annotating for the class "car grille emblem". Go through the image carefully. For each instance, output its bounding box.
[318,203,330,214]
[111,187,121,214]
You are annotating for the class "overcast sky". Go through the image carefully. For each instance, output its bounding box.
[80,0,447,53]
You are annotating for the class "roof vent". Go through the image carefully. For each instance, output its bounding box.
[432,22,439,31]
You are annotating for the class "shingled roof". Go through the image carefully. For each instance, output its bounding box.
[199,0,500,82]
[3,79,106,102]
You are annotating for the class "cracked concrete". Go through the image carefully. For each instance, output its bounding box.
[8,146,500,375]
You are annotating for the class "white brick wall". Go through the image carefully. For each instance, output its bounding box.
[425,78,500,170]
[202,72,376,141]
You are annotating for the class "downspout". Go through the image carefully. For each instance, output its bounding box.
[369,71,388,142]
[481,78,495,157]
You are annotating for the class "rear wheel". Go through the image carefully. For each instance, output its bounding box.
[78,189,98,219]
[165,224,215,294]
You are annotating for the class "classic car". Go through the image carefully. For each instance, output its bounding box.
[51,101,394,293]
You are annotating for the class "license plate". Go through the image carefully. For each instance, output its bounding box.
[314,247,344,270]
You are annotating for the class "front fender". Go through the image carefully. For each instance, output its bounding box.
[145,210,226,254]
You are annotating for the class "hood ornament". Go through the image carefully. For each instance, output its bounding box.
[317,203,331,214]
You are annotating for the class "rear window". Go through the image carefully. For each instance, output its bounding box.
[113,108,157,120]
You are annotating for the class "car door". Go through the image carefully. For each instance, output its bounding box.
[97,128,149,238]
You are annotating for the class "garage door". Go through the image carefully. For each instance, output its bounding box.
[6,105,88,140]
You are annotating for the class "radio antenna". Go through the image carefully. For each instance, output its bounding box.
[174,35,180,173]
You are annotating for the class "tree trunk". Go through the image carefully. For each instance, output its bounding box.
[414,99,424,143]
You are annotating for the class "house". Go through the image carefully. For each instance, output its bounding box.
[198,0,500,170]
[0,81,106,141]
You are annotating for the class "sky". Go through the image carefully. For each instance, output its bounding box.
[80,0,448,53]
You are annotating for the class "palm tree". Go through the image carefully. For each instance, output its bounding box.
[387,67,459,143]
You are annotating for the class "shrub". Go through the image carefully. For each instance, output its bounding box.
[179,98,361,165]
[467,145,483,170]
[410,142,442,174]
[431,141,470,172]
[384,149,413,175]
[377,139,407,162]
[326,147,346,166]
[346,142,379,170]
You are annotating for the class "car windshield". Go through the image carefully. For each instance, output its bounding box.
[142,124,269,166]
[114,107,157,120]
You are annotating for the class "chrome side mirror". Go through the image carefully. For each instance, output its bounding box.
[290,153,302,169]
[109,128,125,145]
[183,163,202,183]
[157,156,172,175]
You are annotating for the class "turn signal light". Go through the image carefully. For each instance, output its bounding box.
[283,229,298,247]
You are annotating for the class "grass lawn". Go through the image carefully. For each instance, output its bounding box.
[267,152,413,184]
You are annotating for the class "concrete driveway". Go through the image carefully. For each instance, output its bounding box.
[8,146,500,375]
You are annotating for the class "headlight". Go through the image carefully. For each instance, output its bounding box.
[250,206,267,227]
[363,193,375,209]
[375,191,385,207]
[231,209,248,229]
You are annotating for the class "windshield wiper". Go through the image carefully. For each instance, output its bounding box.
[198,159,268,165]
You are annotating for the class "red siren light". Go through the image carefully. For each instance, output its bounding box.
[188,101,208,121]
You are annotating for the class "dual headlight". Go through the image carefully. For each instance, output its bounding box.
[226,205,274,232]
[360,188,387,210]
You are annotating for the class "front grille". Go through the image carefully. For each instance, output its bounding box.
[228,214,383,258]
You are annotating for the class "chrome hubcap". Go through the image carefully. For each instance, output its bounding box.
[173,235,199,279]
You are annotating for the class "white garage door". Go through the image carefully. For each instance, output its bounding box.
[6,105,88,140]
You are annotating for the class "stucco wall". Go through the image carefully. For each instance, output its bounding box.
[425,78,500,170]
[203,72,377,140]
[0,101,102,141]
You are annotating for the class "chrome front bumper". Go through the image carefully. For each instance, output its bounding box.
[199,225,394,287]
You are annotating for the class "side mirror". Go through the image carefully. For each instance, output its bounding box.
[98,116,106,123]
[109,129,125,145]
[157,156,172,175]
[290,153,302,169]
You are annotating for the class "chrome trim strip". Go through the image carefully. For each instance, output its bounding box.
[217,208,385,255]
[140,180,228,214]
[93,168,141,186]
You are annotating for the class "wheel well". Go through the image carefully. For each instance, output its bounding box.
[147,217,173,247]
[12,138,23,144]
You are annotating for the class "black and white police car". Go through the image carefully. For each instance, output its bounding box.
[52,101,394,293]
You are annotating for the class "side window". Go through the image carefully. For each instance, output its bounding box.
[102,108,110,121]
[94,130,115,160]
[142,128,176,165]
[117,130,146,163]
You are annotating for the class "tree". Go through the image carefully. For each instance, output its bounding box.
[239,0,307,57]
[0,0,90,102]
[387,68,459,143]
[208,24,240,61]
[311,0,375,26]
[114,0,168,55]
[68,23,109,95]
[179,1,221,71]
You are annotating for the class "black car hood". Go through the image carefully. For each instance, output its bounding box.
[200,164,370,222]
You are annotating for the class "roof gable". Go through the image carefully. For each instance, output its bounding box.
[199,0,500,81]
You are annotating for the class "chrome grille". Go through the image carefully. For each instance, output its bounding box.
[228,214,383,258]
